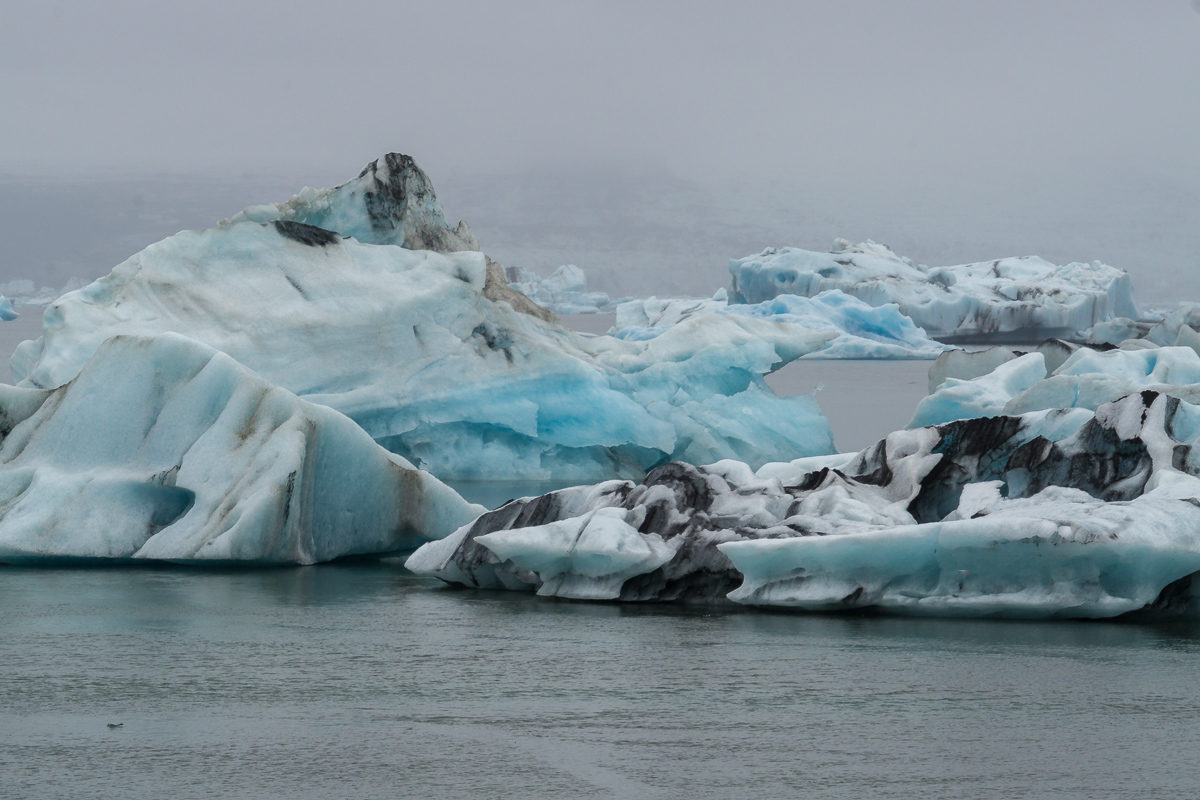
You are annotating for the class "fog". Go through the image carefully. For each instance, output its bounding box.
[2,1,1198,302]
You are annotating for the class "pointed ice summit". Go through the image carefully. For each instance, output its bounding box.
[231,152,479,253]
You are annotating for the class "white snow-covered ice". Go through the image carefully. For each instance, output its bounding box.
[728,239,1139,342]
[611,289,948,359]
[0,333,483,564]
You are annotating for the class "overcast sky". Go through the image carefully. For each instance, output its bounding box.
[4,0,1198,181]
[2,1,1199,300]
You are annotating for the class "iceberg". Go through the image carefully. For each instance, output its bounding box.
[0,277,88,309]
[230,152,479,253]
[729,239,1139,342]
[12,156,838,481]
[503,264,626,316]
[913,345,1200,426]
[925,340,1081,394]
[1082,305,1200,353]
[611,289,948,359]
[0,333,482,564]
[910,353,1050,428]
[0,296,17,322]
[1144,304,1200,347]
[408,392,1200,618]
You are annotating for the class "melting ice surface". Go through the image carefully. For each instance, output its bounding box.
[729,239,1138,341]
[611,289,948,358]
[0,333,481,563]
[409,391,1200,618]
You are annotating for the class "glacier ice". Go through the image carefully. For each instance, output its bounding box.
[12,212,836,482]
[0,333,483,564]
[1087,317,1144,346]
[0,296,17,322]
[1145,304,1200,347]
[909,353,1049,428]
[230,152,479,253]
[728,239,1139,342]
[927,346,1024,393]
[611,289,948,359]
[408,391,1200,618]
[914,345,1200,426]
[1081,305,1200,355]
[0,277,87,309]
[925,339,1082,393]
[503,264,627,316]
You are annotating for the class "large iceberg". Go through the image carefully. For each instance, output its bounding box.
[729,239,1139,342]
[0,333,482,564]
[611,289,948,359]
[408,391,1200,618]
[12,157,838,481]
[912,346,1200,427]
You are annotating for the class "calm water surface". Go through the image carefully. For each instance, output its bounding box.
[2,563,1198,800]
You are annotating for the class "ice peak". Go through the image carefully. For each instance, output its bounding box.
[350,153,479,252]
[231,151,479,254]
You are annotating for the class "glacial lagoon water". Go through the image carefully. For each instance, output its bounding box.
[2,312,1197,798]
[3,562,1200,800]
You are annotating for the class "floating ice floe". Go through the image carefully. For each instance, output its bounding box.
[611,289,948,359]
[503,264,627,316]
[729,239,1139,342]
[409,391,1200,618]
[12,156,838,481]
[0,333,482,564]
[912,345,1200,428]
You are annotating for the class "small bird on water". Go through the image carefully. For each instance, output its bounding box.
[106,723,123,729]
